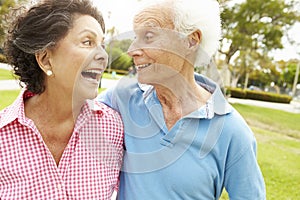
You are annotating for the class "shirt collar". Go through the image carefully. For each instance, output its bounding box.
[138,73,232,119]
[0,90,104,129]
[62,99,106,133]
[194,73,232,117]
[87,99,109,116]
[0,89,27,128]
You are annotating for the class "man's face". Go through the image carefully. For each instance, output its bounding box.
[127,6,189,85]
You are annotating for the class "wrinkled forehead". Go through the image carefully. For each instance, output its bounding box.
[133,4,175,30]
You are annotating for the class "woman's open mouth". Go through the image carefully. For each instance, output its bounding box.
[81,69,103,83]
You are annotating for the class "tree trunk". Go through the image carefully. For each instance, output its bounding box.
[292,63,300,97]
[244,72,249,89]
[221,63,231,87]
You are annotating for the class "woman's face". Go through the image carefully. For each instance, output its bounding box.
[48,14,107,100]
[128,6,189,85]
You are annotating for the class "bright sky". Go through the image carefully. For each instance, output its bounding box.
[92,0,300,61]
[93,0,141,33]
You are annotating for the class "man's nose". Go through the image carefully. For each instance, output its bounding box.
[127,41,143,58]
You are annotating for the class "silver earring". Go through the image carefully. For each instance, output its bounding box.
[46,70,53,76]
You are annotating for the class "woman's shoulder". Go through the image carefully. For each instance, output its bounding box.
[89,100,122,120]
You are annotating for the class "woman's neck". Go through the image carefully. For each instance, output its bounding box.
[24,88,85,166]
[24,88,84,125]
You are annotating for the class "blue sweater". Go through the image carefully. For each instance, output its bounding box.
[98,73,266,200]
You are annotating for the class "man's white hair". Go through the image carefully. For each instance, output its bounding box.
[172,0,221,67]
[135,0,221,67]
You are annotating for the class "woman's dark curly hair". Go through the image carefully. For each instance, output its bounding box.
[4,0,105,94]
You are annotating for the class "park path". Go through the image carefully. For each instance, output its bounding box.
[228,97,300,114]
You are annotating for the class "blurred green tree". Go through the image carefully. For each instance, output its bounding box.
[219,0,300,87]
[106,39,133,71]
[0,0,28,49]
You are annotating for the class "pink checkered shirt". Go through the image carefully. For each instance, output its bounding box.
[0,90,124,200]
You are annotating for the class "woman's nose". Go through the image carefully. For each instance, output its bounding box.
[94,45,108,62]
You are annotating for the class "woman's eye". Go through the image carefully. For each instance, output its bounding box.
[83,40,92,46]
[101,43,106,49]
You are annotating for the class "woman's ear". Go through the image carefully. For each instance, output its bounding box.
[35,50,53,76]
[188,29,202,49]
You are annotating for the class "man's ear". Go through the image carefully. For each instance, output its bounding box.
[35,50,52,75]
[188,29,202,49]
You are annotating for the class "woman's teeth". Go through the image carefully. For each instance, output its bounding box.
[81,69,102,82]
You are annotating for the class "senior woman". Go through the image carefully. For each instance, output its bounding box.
[0,0,123,199]
[99,0,266,199]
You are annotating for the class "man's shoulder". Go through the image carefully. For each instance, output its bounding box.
[114,77,140,93]
[109,77,146,101]
[90,100,122,119]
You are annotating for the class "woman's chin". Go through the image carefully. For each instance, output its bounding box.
[84,89,99,100]
[73,85,99,102]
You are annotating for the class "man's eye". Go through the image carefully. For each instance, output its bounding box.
[144,32,154,41]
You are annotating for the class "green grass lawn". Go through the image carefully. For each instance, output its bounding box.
[0,90,299,199]
[219,103,300,200]
[0,68,14,80]
[255,128,300,200]
[233,103,300,139]
[102,72,122,80]
[0,90,20,109]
